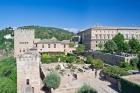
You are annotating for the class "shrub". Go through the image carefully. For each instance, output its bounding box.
[66,55,76,63]
[43,71,61,89]
[103,66,129,78]
[0,77,16,93]
[41,53,58,63]
[86,55,93,64]
[0,57,17,93]
[77,84,97,93]
[119,59,139,70]
[90,59,104,69]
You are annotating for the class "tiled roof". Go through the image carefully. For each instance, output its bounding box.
[36,39,70,44]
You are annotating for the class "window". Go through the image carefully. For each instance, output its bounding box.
[26,79,29,85]
[54,44,56,48]
[48,44,50,48]
[95,34,97,39]
[64,44,66,48]
[42,44,44,48]
[19,42,29,44]
[32,87,34,93]
[35,44,37,47]
[20,49,21,52]
[23,49,25,52]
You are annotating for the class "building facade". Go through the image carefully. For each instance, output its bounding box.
[16,50,41,93]
[14,29,76,57]
[14,29,35,57]
[78,26,140,50]
[35,38,75,54]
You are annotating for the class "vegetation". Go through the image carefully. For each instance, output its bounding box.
[19,25,75,40]
[41,53,59,63]
[0,57,16,93]
[112,33,125,52]
[77,84,97,93]
[0,27,14,51]
[76,44,85,54]
[90,59,104,69]
[104,40,117,53]
[119,58,139,70]
[97,43,103,50]
[86,55,93,64]
[69,42,75,48]
[41,53,84,64]
[0,77,16,93]
[128,38,140,53]
[43,71,61,92]
[103,65,129,78]
[103,33,140,54]
[66,55,77,63]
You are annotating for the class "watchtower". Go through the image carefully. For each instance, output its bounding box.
[14,29,35,57]
[16,50,41,93]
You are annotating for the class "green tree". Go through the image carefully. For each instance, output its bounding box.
[76,44,85,54]
[113,33,125,52]
[91,59,104,69]
[0,78,16,93]
[98,43,103,50]
[66,55,76,63]
[43,71,61,93]
[104,40,117,53]
[86,55,93,64]
[103,66,129,77]
[77,84,97,93]
[123,42,130,53]
[129,38,140,53]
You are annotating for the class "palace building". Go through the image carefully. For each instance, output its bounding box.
[14,29,76,57]
[78,26,140,50]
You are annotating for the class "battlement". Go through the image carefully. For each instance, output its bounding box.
[14,29,35,37]
[15,28,35,32]
[17,52,40,62]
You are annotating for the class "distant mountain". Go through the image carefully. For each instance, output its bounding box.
[19,25,75,40]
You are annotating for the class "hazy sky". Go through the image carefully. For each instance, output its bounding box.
[0,0,140,32]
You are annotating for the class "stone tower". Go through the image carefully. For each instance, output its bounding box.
[14,29,35,57]
[16,50,41,93]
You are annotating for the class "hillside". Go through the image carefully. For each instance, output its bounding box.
[0,26,75,50]
[19,25,75,40]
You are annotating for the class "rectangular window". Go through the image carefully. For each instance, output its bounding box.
[54,44,56,48]
[64,44,66,48]
[42,44,44,48]
[32,87,34,93]
[48,44,50,48]
[35,44,37,47]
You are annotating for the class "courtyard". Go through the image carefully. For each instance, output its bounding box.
[41,63,119,93]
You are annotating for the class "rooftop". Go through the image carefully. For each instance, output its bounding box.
[36,37,70,44]
[79,26,140,33]
[94,26,140,30]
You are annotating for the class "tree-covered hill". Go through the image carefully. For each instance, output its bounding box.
[0,25,75,50]
[19,25,75,40]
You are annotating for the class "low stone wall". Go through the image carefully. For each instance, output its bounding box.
[93,51,125,65]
